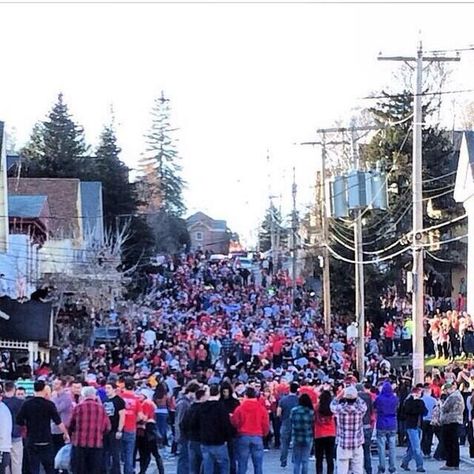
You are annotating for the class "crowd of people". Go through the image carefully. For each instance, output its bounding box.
[0,251,472,474]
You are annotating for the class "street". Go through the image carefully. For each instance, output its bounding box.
[155,445,474,473]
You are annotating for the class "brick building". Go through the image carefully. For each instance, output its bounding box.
[186,211,231,254]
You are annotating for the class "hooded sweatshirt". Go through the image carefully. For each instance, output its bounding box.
[198,400,234,446]
[374,382,399,431]
[231,398,270,437]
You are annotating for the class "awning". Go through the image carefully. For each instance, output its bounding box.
[0,298,52,342]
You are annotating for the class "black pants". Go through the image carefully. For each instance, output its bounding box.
[468,419,474,458]
[433,426,445,460]
[421,421,433,456]
[272,415,281,449]
[26,443,55,474]
[442,423,460,467]
[136,425,164,474]
[71,446,103,474]
[103,432,121,474]
[315,436,335,474]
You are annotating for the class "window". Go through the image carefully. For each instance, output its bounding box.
[195,231,203,241]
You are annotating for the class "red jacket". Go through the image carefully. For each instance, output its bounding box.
[231,399,270,437]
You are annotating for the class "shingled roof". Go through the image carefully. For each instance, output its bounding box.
[7,178,81,239]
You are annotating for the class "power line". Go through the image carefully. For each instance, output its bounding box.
[361,89,474,100]
[326,243,410,265]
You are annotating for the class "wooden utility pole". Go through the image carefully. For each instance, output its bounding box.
[300,133,346,332]
[379,41,460,384]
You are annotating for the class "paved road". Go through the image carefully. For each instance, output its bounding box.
[155,445,474,473]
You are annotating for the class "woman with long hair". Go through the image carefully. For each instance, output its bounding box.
[314,389,336,474]
[290,393,314,474]
[153,382,170,446]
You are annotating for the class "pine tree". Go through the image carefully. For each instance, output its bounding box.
[21,93,92,179]
[359,90,465,293]
[258,204,288,253]
[94,120,136,229]
[139,91,186,216]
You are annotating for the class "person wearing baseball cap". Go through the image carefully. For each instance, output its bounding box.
[400,387,427,472]
[330,385,367,474]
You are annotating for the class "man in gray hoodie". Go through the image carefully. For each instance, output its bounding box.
[175,381,200,474]
[440,382,464,470]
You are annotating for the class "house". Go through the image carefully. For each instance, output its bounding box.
[7,178,104,275]
[454,131,474,316]
[424,131,468,299]
[0,123,53,367]
[8,177,83,240]
[186,211,231,254]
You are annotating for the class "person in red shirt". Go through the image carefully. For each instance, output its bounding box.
[314,390,336,474]
[136,395,164,474]
[231,387,270,474]
[384,321,395,356]
[120,379,143,474]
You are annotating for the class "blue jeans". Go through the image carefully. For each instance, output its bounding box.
[292,443,312,474]
[236,436,264,474]
[177,440,189,474]
[155,413,168,445]
[104,431,121,474]
[188,440,203,474]
[376,430,397,473]
[201,444,230,474]
[121,431,136,474]
[363,428,373,474]
[402,428,423,469]
[280,423,291,466]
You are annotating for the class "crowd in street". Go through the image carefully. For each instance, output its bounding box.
[0,251,473,474]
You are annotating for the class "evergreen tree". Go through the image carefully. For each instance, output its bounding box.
[94,120,136,229]
[258,204,288,253]
[328,89,465,316]
[362,91,464,250]
[139,91,186,216]
[21,93,93,179]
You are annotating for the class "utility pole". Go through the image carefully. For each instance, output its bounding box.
[350,128,366,377]
[304,125,376,374]
[291,167,298,310]
[267,150,277,275]
[379,40,460,384]
[320,134,331,332]
[300,132,347,331]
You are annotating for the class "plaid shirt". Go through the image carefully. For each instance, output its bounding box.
[290,406,314,446]
[69,399,111,448]
[330,397,367,450]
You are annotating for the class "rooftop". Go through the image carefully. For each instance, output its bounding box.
[8,195,48,219]
[8,178,81,239]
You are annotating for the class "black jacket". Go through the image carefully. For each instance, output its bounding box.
[182,402,202,442]
[197,400,233,446]
[403,396,427,429]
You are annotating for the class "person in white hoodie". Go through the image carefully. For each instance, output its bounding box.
[0,386,13,474]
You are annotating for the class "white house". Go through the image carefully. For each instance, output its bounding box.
[454,131,474,316]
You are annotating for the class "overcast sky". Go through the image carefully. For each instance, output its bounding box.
[1,2,474,244]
